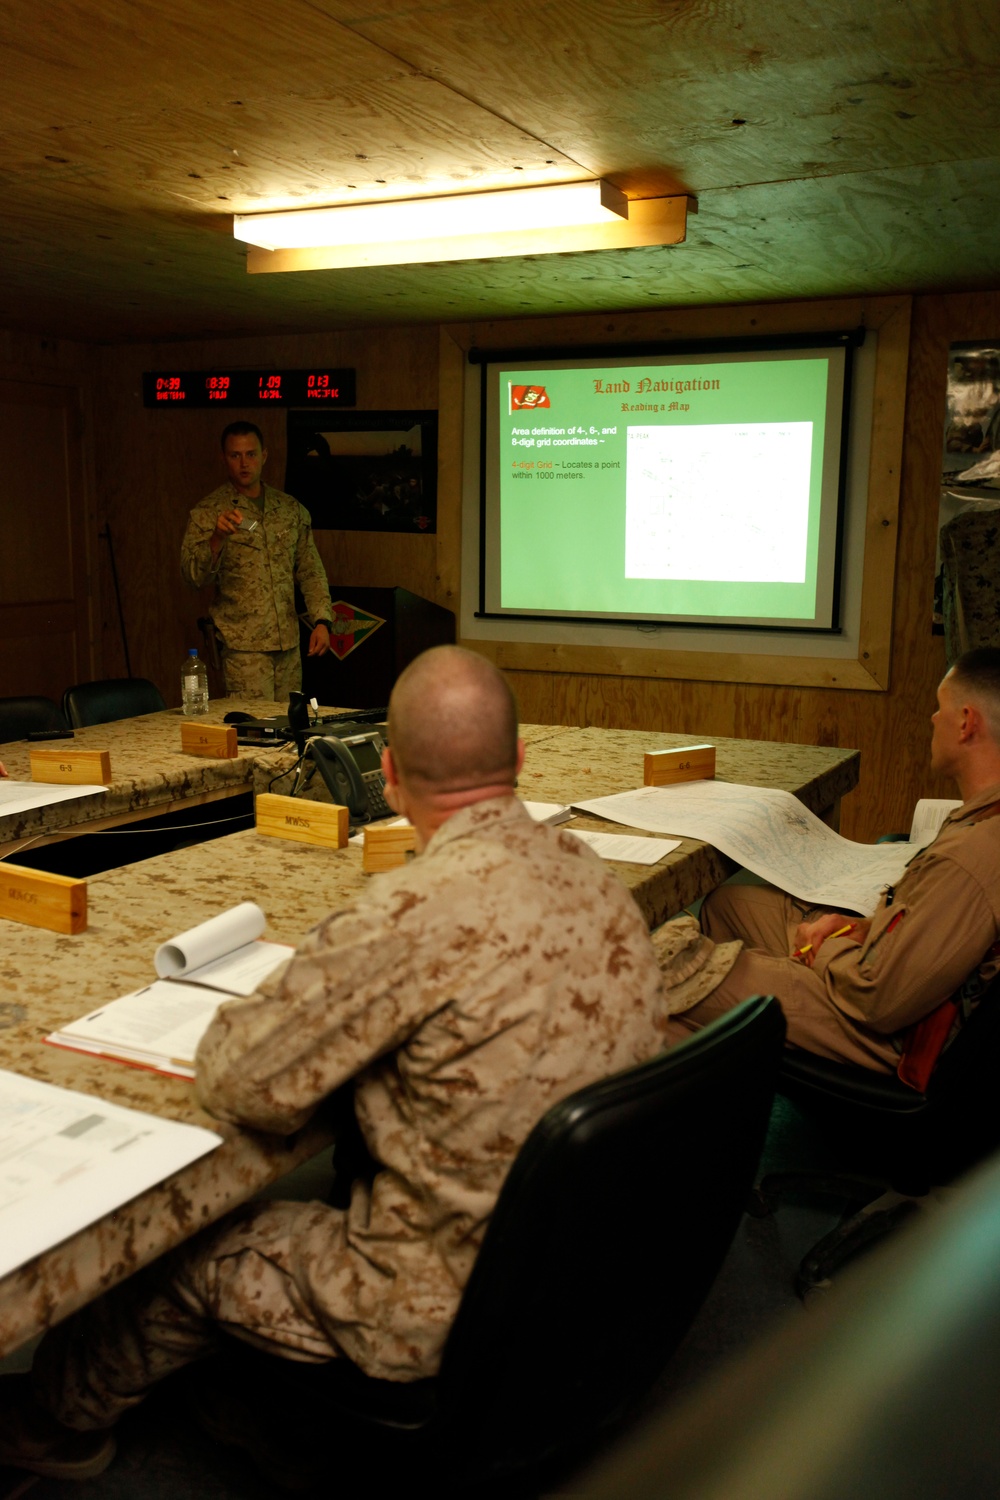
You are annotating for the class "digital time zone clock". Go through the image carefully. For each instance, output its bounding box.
[142,368,356,408]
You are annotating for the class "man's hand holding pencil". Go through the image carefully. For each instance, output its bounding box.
[791,912,870,967]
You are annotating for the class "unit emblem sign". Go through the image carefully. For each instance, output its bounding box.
[327,602,386,661]
[509,384,551,412]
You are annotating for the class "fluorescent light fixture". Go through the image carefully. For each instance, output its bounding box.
[234,183,691,274]
[234,180,629,252]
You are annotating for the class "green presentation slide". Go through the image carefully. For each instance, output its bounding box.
[493,355,832,624]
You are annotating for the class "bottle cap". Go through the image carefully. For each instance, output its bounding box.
[188,648,198,656]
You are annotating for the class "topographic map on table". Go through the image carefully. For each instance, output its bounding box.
[571,781,922,916]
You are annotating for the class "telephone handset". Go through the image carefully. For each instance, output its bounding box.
[306,732,391,824]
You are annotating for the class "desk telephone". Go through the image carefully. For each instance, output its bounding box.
[307,731,391,823]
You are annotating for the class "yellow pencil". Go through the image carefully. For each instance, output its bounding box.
[793,922,855,959]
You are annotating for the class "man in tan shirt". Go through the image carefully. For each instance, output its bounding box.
[664,648,1000,1080]
[1,647,670,1480]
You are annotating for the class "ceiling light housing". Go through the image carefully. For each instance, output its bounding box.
[233,180,689,273]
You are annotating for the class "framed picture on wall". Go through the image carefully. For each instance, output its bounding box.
[935,341,1000,655]
[285,409,438,533]
[942,342,1000,491]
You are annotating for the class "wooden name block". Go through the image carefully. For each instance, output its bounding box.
[30,747,111,785]
[0,863,87,935]
[644,744,717,787]
[180,721,238,759]
[255,793,349,849]
[363,823,417,874]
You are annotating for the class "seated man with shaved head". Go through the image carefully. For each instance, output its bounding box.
[0,646,670,1481]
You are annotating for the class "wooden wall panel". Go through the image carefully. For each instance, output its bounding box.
[0,630,79,701]
[0,336,97,703]
[1,396,75,603]
[314,532,438,601]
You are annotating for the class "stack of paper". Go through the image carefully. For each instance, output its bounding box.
[0,1069,221,1277]
[908,798,962,846]
[521,800,573,826]
[46,903,293,1079]
[567,828,681,865]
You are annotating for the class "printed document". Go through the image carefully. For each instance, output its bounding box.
[50,982,224,1080]
[521,800,573,826]
[0,1069,220,1278]
[154,901,292,995]
[46,903,293,1078]
[571,782,917,916]
[908,799,962,847]
[0,780,108,816]
[568,829,681,865]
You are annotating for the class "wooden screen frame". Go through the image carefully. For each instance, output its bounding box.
[445,294,911,692]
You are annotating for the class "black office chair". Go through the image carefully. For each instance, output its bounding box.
[751,970,1000,1294]
[0,694,70,742]
[191,995,787,1495]
[576,1146,1000,1500]
[62,676,166,728]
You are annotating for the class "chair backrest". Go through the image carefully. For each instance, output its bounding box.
[777,973,1000,1192]
[436,993,787,1476]
[924,970,1000,1174]
[0,695,69,743]
[62,677,166,728]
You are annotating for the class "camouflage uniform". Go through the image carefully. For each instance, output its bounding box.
[663,783,1000,1070]
[180,482,331,698]
[34,796,669,1427]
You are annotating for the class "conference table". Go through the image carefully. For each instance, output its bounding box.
[0,698,297,858]
[0,719,859,1357]
[258,721,860,926]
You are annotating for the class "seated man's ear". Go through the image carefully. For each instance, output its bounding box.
[381,746,401,813]
[957,704,980,743]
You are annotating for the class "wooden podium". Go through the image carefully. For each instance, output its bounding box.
[300,586,455,708]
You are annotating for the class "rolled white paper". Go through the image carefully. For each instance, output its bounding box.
[154,901,266,979]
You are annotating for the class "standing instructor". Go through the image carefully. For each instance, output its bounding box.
[181,422,333,700]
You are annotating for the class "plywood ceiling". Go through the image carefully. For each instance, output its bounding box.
[1,0,997,341]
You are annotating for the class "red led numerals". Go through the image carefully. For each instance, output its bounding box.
[154,375,185,402]
[306,373,339,399]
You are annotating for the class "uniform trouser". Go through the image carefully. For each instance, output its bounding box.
[31,1201,347,1433]
[221,647,301,702]
[661,881,898,1072]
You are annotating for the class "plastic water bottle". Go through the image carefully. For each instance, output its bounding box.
[182,648,210,716]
